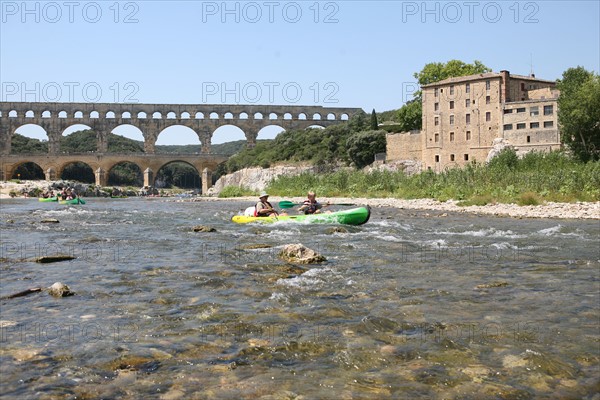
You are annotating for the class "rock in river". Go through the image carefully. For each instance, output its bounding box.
[279,243,326,264]
[193,225,216,232]
[41,218,60,223]
[48,282,74,297]
[35,255,76,263]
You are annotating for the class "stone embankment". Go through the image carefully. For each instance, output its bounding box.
[208,166,316,195]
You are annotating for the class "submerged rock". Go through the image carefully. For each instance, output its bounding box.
[475,281,509,289]
[325,227,348,234]
[193,225,216,232]
[35,255,76,263]
[279,244,326,264]
[48,282,74,297]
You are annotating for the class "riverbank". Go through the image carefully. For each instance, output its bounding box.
[185,196,599,220]
[3,181,598,219]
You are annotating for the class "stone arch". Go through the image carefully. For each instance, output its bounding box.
[58,160,96,183]
[327,113,336,120]
[155,125,202,150]
[154,160,201,189]
[209,112,219,120]
[298,113,307,120]
[90,111,100,119]
[110,124,146,152]
[269,113,278,120]
[195,112,204,119]
[284,113,293,120]
[74,111,84,118]
[340,113,349,121]
[107,160,144,186]
[12,124,49,154]
[181,112,191,119]
[11,161,45,180]
[106,111,116,119]
[167,111,177,119]
[42,110,51,118]
[312,113,322,120]
[211,124,247,145]
[152,112,162,119]
[137,111,147,119]
[9,110,18,117]
[122,111,131,119]
[254,112,263,119]
[58,111,68,118]
[25,110,35,118]
[257,124,285,140]
[224,112,234,119]
[239,112,249,119]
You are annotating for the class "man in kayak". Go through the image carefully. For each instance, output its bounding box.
[298,191,330,214]
[255,191,279,217]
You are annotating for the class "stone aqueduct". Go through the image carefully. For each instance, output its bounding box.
[0,102,363,192]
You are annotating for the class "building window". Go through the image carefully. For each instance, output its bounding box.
[464,154,469,161]
[449,101,454,110]
[504,124,513,130]
[450,154,455,161]
[465,99,470,107]
[530,106,539,116]
[434,133,439,143]
[449,115,454,125]
[544,121,554,128]
[465,114,470,125]
[434,88,439,97]
[517,123,526,130]
[466,83,470,93]
[434,102,439,111]
[450,85,454,95]
[521,82,526,91]
[530,122,540,129]
[527,136,531,143]
[544,105,554,115]
[450,132,454,142]
[485,112,491,122]
[504,109,513,114]
[434,116,439,126]
[516,107,526,113]
[435,155,440,163]
[486,80,490,90]
[486,95,490,104]
[466,130,471,140]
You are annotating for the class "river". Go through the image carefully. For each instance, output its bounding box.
[0,198,598,399]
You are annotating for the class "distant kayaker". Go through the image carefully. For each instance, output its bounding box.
[255,191,278,217]
[298,191,330,214]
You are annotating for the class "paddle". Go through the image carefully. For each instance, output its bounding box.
[278,200,356,209]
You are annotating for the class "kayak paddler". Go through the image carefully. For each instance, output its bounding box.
[255,191,279,217]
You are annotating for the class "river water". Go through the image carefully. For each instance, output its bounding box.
[0,198,598,399]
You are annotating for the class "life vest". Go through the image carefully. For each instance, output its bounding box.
[303,200,319,214]
[254,201,273,217]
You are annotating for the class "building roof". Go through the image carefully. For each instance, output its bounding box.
[421,71,556,88]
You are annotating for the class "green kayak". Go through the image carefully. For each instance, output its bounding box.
[59,198,86,205]
[38,197,58,202]
[232,206,370,226]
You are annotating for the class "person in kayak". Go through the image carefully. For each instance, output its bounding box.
[255,191,278,217]
[298,191,330,214]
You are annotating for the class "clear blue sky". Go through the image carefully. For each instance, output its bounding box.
[2,0,599,144]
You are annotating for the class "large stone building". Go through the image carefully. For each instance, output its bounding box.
[386,70,561,171]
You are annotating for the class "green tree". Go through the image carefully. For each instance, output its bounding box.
[396,99,422,132]
[346,130,387,169]
[370,109,378,130]
[557,66,600,161]
[414,59,491,88]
